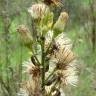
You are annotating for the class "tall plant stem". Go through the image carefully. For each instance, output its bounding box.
[41,37,45,95]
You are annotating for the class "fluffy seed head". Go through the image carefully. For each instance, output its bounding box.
[55,33,72,49]
[56,60,78,86]
[23,59,40,77]
[18,78,41,96]
[50,47,76,70]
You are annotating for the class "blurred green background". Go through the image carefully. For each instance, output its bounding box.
[0,0,96,96]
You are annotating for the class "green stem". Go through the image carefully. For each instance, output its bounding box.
[41,37,45,95]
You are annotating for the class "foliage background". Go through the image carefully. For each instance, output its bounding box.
[0,0,96,96]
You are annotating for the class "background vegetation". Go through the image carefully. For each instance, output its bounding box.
[0,0,96,96]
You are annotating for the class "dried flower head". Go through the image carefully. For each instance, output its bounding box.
[19,59,41,96]
[28,3,49,19]
[55,32,72,49]
[23,59,40,77]
[56,60,78,86]
[45,31,72,52]
[53,48,76,69]
[18,80,34,96]
[54,12,69,31]
[18,78,41,96]
[44,0,62,7]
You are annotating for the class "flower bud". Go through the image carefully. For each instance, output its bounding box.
[17,25,33,49]
[53,12,69,34]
